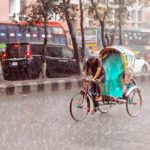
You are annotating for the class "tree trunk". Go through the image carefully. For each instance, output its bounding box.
[40,22,48,78]
[119,15,123,45]
[105,33,110,46]
[79,0,85,60]
[66,19,80,74]
[118,0,123,45]
[110,30,115,46]
[62,0,80,74]
[100,21,107,48]
[90,0,107,48]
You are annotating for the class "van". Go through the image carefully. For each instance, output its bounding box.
[2,43,79,80]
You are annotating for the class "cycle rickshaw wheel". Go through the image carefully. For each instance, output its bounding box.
[98,96,112,113]
[70,92,90,121]
[126,88,142,117]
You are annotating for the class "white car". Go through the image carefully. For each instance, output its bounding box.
[133,56,150,72]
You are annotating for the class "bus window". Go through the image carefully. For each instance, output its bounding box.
[38,27,52,43]
[58,35,67,45]
[53,35,67,45]
[30,27,38,43]
[38,27,45,43]
[52,27,64,34]
[47,27,53,44]
[37,27,54,44]
[23,27,31,43]
[7,25,16,43]
[0,25,7,43]
[0,21,67,46]
[15,25,23,43]
[52,26,68,45]
[53,35,60,44]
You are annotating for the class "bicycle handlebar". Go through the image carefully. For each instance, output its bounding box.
[82,79,100,84]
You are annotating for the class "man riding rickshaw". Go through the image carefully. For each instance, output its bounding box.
[70,46,142,121]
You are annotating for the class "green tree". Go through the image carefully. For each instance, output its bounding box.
[20,0,81,76]
[89,0,108,48]
[57,0,80,73]
[89,0,135,47]
[21,0,58,78]
[114,0,136,45]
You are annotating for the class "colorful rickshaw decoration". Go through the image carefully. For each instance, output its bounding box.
[100,46,135,98]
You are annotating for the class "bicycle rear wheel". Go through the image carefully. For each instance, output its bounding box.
[98,96,112,113]
[126,88,142,117]
[70,92,90,121]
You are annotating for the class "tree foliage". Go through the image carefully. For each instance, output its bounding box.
[19,0,60,78]
[22,0,57,24]
[21,0,81,74]
[89,0,136,47]
[56,0,80,72]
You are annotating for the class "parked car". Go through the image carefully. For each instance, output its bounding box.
[1,43,79,80]
[133,56,150,73]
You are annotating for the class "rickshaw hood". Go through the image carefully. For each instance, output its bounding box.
[100,46,135,72]
[100,46,136,98]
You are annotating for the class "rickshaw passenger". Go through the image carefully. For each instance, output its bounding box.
[83,54,105,114]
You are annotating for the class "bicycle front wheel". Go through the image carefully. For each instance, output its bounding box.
[126,88,142,117]
[70,92,90,122]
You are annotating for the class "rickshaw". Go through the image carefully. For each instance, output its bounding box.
[70,46,142,121]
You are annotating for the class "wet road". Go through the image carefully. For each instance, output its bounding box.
[0,82,149,150]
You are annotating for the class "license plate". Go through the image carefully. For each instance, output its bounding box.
[12,62,18,66]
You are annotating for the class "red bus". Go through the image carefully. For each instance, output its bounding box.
[0,21,68,45]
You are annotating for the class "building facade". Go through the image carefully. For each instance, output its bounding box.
[0,0,9,21]
[123,0,150,30]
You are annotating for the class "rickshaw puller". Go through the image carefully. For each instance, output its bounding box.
[83,54,105,114]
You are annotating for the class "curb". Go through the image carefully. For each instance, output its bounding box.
[0,74,149,96]
[0,76,83,96]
